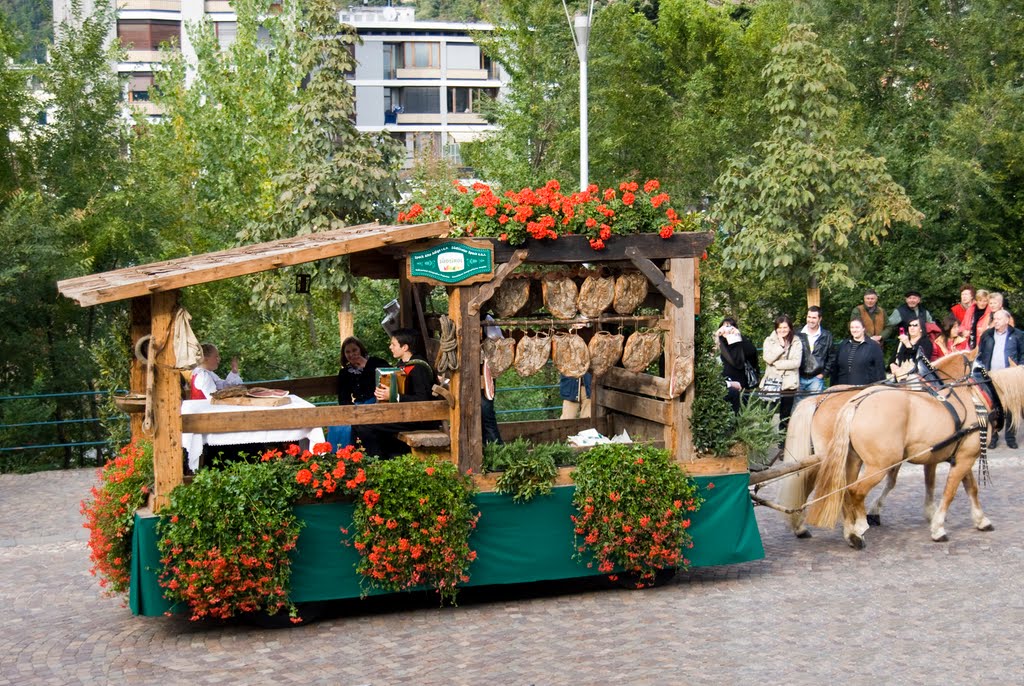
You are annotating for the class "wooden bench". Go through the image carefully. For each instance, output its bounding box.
[398,429,452,461]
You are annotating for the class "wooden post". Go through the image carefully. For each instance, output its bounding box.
[448,285,482,474]
[129,297,150,440]
[150,291,183,512]
[665,258,696,461]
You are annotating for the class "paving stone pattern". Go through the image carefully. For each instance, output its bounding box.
[1,453,1022,685]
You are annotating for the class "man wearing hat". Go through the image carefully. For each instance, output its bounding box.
[883,289,934,341]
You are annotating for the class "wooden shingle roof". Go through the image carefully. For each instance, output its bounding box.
[57,221,450,307]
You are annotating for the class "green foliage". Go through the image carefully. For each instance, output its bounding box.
[716,24,924,298]
[495,449,558,503]
[732,396,782,466]
[690,315,737,455]
[571,443,703,586]
[353,455,479,604]
[80,440,154,595]
[157,458,303,622]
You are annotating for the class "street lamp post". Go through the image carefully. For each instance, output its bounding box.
[574,12,590,192]
[564,1,594,192]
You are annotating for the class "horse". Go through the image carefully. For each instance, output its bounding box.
[805,364,1024,548]
[776,351,975,538]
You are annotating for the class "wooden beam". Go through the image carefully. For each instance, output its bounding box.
[665,258,696,460]
[497,417,609,444]
[597,388,672,425]
[467,249,528,315]
[150,291,182,512]
[601,366,672,399]
[181,400,450,434]
[449,286,482,474]
[243,376,337,398]
[489,232,714,264]
[625,247,686,308]
[57,221,451,307]
[129,297,150,439]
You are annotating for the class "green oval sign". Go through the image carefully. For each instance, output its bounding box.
[409,241,493,284]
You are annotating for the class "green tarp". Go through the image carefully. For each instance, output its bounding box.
[130,473,762,616]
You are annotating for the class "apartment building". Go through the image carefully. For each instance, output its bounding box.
[52,1,506,168]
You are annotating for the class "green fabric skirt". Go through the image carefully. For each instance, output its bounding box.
[130,473,762,616]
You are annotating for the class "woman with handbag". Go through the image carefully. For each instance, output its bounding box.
[716,317,759,413]
[760,314,803,429]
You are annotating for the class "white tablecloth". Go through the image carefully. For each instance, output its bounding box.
[182,396,327,470]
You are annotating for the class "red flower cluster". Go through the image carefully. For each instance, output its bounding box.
[398,178,698,250]
[263,441,367,500]
[570,444,703,588]
[81,440,154,595]
[350,455,479,604]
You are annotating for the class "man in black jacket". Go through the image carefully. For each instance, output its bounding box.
[976,309,1024,449]
[797,306,835,401]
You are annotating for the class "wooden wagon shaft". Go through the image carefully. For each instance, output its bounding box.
[181,400,450,434]
[748,454,822,486]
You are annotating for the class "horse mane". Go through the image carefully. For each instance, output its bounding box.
[987,366,1024,432]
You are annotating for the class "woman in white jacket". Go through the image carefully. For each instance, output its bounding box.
[761,314,803,429]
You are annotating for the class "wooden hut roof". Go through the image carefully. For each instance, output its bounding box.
[57,221,451,307]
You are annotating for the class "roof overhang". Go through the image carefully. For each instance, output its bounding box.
[57,221,451,307]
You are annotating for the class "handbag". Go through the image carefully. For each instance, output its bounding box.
[758,374,783,401]
[743,361,760,389]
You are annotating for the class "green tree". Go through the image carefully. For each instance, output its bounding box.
[715,23,923,306]
[240,0,404,343]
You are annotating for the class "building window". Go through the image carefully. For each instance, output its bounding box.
[405,42,439,69]
[412,132,441,157]
[403,86,440,114]
[117,20,181,51]
[127,73,154,102]
[482,54,500,79]
[448,87,494,114]
[214,22,237,50]
[383,43,402,78]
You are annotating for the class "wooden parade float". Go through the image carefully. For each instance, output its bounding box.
[58,221,763,616]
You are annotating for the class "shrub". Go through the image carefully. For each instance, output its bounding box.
[352,454,478,604]
[571,443,703,587]
[81,439,154,595]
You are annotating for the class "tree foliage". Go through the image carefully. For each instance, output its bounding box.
[716,23,923,298]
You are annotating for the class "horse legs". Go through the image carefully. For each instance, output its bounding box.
[866,464,902,526]
[923,463,937,521]
[780,465,818,538]
[841,457,889,549]
[929,458,976,542]
[960,469,994,532]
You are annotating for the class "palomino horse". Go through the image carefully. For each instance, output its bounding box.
[777,351,975,538]
[805,365,1024,548]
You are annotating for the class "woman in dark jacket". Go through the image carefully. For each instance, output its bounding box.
[890,317,933,367]
[831,319,885,386]
[717,317,760,412]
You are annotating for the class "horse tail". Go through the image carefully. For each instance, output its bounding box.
[805,401,857,529]
[990,366,1024,435]
[777,399,816,528]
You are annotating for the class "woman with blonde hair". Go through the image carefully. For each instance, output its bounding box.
[959,288,991,348]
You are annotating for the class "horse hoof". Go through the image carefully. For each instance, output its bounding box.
[795,530,812,539]
[866,514,881,526]
[932,534,949,543]
[847,534,865,550]
[979,523,995,532]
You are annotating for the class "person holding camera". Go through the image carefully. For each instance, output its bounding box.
[716,317,759,413]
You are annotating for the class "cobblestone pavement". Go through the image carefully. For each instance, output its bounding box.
[1,452,1022,686]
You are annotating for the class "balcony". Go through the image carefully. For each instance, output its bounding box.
[446,112,486,125]
[125,49,168,63]
[120,0,181,9]
[445,69,488,80]
[129,101,164,116]
[204,1,233,11]
[396,67,442,80]
[396,113,443,125]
